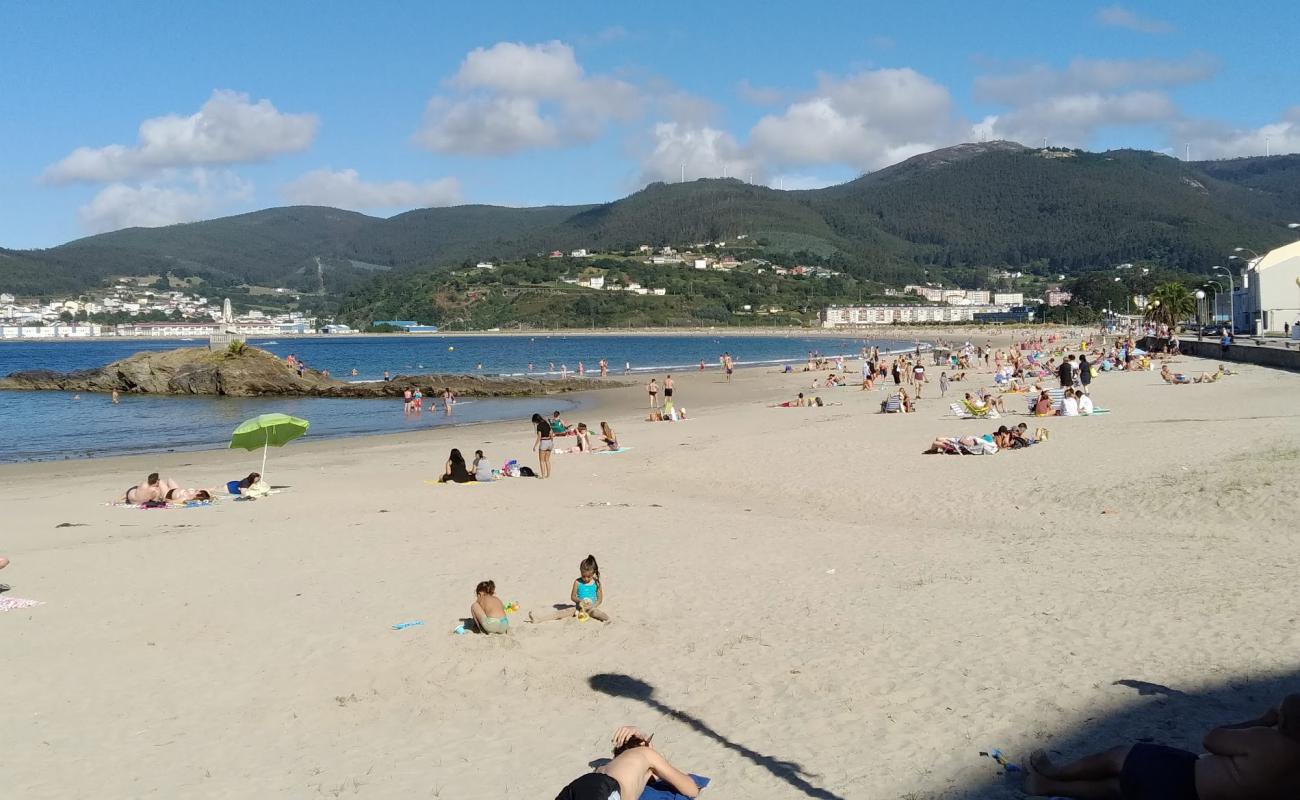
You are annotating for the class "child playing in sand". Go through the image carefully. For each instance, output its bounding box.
[573,423,593,452]
[528,555,609,623]
[470,580,509,634]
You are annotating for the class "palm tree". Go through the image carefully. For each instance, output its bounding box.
[1144,282,1195,328]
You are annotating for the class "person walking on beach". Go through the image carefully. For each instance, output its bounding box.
[663,375,674,406]
[1078,354,1092,390]
[531,413,553,479]
[624,361,631,375]
[599,359,607,378]
[1058,355,1075,389]
[723,352,734,382]
[913,362,926,399]
[1024,694,1300,799]
[647,377,660,409]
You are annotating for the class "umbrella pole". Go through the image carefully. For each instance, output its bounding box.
[261,429,269,478]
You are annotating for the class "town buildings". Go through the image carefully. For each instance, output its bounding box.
[1231,240,1300,334]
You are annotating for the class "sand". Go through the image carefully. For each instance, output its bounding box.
[3,332,1299,799]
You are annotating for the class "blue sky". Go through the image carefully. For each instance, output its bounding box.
[2,0,1297,249]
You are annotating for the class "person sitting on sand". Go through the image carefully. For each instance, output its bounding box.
[1034,390,1053,416]
[528,554,610,623]
[472,450,494,481]
[572,423,593,452]
[554,725,700,800]
[1060,388,1080,416]
[1024,694,1300,799]
[235,472,264,496]
[438,448,475,483]
[1008,422,1036,448]
[550,411,574,435]
[470,580,508,634]
[124,473,177,504]
[1077,390,1094,415]
[1160,364,1192,385]
[599,421,619,451]
[1195,365,1228,383]
[899,387,914,413]
[978,388,1007,414]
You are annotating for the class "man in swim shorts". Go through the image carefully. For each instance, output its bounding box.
[554,726,699,800]
[1024,694,1300,799]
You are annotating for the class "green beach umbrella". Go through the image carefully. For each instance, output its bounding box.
[229,413,310,478]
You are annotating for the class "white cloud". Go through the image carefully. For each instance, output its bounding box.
[976,90,1180,147]
[415,40,641,155]
[78,170,252,234]
[1173,107,1300,159]
[283,169,461,211]
[974,55,1217,105]
[737,79,783,106]
[639,122,760,184]
[45,90,317,184]
[1096,6,1175,34]
[749,68,958,170]
[971,55,1217,148]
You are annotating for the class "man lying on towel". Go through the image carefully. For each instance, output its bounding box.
[555,726,700,799]
[1024,694,1300,799]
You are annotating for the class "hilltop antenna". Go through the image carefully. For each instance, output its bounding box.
[1266,136,1271,157]
[1042,137,1047,149]
[1185,142,1191,161]
[680,163,685,183]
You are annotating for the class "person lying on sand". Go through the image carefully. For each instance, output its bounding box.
[470,580,508,634]
[123,473,177,504]
[554,725,700,800]
[0,556,8,570]
[163,488,213,502]
[774,393,808,408]
[1024,694,1300,799]
[923,435,997,455]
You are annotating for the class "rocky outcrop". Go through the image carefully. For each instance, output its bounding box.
[0,346,607,398]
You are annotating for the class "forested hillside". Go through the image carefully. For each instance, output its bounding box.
[3,142,1297,301]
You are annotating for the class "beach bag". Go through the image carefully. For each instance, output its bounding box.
[1035,427,1050,441]
[518,466,537,477]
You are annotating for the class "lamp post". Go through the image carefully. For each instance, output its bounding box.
[1233,246,1262,260]
[1195,289,1206,331]
[1212,265,1235,332]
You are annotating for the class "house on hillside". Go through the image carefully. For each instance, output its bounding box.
[475,262,496,270]
[549,250,564,258]
[570,248,589,258]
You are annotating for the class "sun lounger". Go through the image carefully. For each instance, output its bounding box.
[880,395,902,413]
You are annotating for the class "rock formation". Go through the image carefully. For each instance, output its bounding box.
[0,345,605,398]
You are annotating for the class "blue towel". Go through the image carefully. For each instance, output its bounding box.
[640,774,709,799]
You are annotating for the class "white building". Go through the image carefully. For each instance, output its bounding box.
[1233,240,1300,334]
[994,292,1025,305]
[821,304,1010,327]
[570,249,589,258]
[580,276,605,290]
[475,262,496,270]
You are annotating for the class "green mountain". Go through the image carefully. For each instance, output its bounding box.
[2,142,1297,302]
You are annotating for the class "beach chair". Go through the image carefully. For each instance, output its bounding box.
[880,395,902,413]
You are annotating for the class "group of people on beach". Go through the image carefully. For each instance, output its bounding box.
[530,413,619,478]
[403,386,457,414]
[119,471,266,506]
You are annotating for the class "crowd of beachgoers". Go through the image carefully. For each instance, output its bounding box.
[8,326,1298,800]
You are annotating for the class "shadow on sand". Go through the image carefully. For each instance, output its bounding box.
[589,672,847,800]
[926,668,1300,799]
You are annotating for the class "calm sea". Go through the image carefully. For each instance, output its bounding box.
[0,333,906,462]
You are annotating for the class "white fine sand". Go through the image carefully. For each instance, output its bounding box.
[3,334,1300,799]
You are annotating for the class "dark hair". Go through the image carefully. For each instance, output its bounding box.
[613,733,652,757]
[474,449,484,459]
[476,580,495,595]
[580,554,601,585]
[147,473,160,485]
[449,449,466,467]
[996,426,1009,434]
[531,413,545,424]
[238,472,261,489]
[194,489,212,501]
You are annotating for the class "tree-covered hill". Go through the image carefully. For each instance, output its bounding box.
[3,142,1297,300]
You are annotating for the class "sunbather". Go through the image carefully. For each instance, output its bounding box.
[1024,695,1300,799]
[163,488,213,502]
[123,473,177,504]
[554,725,700,800]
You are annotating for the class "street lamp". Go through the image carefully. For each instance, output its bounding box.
[1212,265,1235,332]
[1233,246,1263,260]
[1195,289,1206,329]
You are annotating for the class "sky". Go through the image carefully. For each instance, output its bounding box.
[2,0,1297,249]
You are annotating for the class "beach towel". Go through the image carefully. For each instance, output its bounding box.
[106,500,216,509]
[597,447,634,455]
[0,596,44,613]
[640,775,710,799]
[424,478,493,486]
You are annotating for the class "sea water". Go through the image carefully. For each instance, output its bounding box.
[0,334,907,461]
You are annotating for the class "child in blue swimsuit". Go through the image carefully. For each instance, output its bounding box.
[528,554,609,623]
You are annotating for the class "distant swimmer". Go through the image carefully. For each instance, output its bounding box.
[111,389,119,404]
